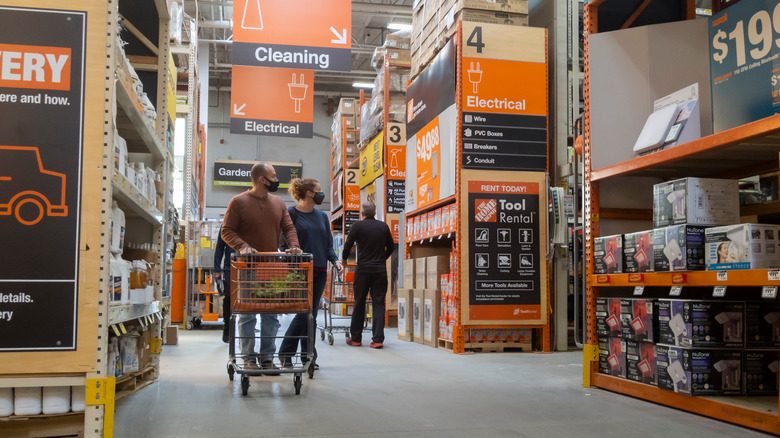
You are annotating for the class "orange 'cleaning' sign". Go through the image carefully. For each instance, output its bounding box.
[230,65,313,138]
[233,0,351,71]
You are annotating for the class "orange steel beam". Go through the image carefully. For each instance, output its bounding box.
[405,195,457,219]
[620,0,652,29]
[454,21,465,354]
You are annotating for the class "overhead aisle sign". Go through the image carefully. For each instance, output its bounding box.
[461,23,548,171]
[230,66,314,137]
[233,0,352,71]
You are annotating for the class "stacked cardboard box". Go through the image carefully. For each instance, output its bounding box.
[411,0,529,76]
[331,98,360,175]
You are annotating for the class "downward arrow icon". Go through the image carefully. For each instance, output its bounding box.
[330,27,348,45]
[233,103,246,116]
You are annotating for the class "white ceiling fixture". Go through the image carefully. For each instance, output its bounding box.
[352,82,374,88]
[387,22,412,31]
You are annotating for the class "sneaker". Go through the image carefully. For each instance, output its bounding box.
[243,360,261,371]
[345,336,362,347]
[370,342,384,349]
[261,361,281,376]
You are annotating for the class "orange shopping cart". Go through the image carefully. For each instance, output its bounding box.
[228,253,313,396]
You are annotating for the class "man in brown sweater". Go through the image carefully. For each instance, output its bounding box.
[222,162,300,372]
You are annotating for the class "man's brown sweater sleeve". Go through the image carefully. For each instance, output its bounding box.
[221,197,249,252]
[280,203,300,249]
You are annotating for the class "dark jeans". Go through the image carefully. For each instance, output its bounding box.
[351,270,387,343]
[279,269,327,362]
[221,277,231,337]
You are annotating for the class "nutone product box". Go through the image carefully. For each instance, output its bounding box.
[598,337,626,378]
[596,297,621,338]
[657,299,744,348]
[403,259,416,289]
[625,340,657,385]
[743,350,780,396]
[620,299,655,342]
[423,289,441,346]
[594,234,623,274]
[413,290,424,344]
[653,225,706,272]
[433,209,442,236]
[623,230,654,273]
[415,258,427,289]
[705,223,780,270]
[745,302,780,348]
[652,177,739,228]
[657,345,742,396]
[397,289,412,341]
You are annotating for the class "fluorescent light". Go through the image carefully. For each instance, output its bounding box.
[387,23,412,31]
[352,82,374,88]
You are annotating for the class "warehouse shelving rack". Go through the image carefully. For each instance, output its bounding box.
[582,0,780,434]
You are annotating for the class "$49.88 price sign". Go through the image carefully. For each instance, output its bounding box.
[415,117,441,208]
[709,0,780,132]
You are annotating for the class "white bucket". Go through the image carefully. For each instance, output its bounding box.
[71,386,86,413]
[42,386,71,415]
[13,387,42,416]
[0,387,13,417]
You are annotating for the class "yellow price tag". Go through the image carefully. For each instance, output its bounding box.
[111,325,121,336]
[119,323,127,335]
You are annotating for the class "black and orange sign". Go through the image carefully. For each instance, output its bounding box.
[230,65,313,138]
[386,144,406,214]
[466,177,546,324]
[233,0,351,71]
[0,6,86,351]
[344,184,360,211]
[414,117,441,209]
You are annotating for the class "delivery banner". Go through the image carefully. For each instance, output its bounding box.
[0,6,87,351]
[233,0,351,71]
[462,171,548,325]
[230,65,313,138]
[406,38,457,211]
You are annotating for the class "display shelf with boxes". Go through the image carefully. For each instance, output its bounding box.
[582,0,780,434]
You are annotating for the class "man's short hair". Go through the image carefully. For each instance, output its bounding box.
[250,162,269,183]
[362,201,376,218]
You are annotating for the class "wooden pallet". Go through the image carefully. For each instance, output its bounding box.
[464,341,533,353]
[115,365,156,400]
[437,338,454,351]
[0,412,85,437]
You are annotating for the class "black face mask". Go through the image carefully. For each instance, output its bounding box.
[264,178,280,192]
[313,192,325,205]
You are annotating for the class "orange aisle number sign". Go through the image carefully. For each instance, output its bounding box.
[233,0,351,71]
[230,65,313,138]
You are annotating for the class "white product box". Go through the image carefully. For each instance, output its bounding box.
[705,223,780,270]
[653,177,739,228]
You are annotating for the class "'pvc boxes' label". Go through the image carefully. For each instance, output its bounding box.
[657,299,744,348]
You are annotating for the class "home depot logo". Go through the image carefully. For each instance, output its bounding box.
[0,43,71,91]
[474,198,497,222]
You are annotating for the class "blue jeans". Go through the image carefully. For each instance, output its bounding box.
[238,314,281,363]
[279,269,327,362]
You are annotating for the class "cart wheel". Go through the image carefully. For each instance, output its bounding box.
[192,317,202,328]
[294,374,302,395]
[241,376,249,396]
[328,333,334,345]
[228,364,235,381]
[184,321,192,330]
[320,329,325,340]
[307,362,315,379]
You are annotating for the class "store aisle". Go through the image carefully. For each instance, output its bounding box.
[116,328,767,438]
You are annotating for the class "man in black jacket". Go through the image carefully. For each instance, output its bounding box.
[342,202,394,348]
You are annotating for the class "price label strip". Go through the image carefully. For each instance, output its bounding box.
[762,286,778,299]
[717,271,728,281]
[769,270,780,281]
[713,286,728,298]
[670,285,683,297]
[633,286,645,296]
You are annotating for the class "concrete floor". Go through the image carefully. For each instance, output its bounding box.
[116,325,770,438]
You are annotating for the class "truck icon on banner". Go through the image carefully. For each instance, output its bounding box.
[0,146,68,226]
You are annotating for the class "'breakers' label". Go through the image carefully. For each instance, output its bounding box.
[0,43,71,90]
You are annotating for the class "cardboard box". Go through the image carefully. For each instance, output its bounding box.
[593,234,623,274]
[440,0,529,14]
[426,255,449,291]
[705,223,780,270]
[440,8,529,39]
[415,258,427,289]
[596,297,622,338]
[652,177,739,228]
[598,337,626,378]
[745,302,780,348]
[657,299,744,348]
[423,289,441,346]
[743,350,780,396]
[620,299,655,342]
[343,114,358,129]
[623,230,654,273]
[403,258,416,289]
[413,290,424,344]
[653,225,706,272]
[338,98,357,115]
[165,325,178,345]
[397,289,412,341]
[625,340,657,385]
[657,345,742,395]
